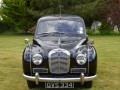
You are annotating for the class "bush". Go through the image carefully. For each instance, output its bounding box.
[99,22,113,35]
[87,29,95,35]
[0,22,10,33]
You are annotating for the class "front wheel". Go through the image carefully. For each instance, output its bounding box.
[27,81,36,89]
[84,81,92,88]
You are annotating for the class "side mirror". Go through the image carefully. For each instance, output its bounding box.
[24,38,30,45]
[87,40,94,46]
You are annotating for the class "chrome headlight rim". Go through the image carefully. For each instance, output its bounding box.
[76,54,87,65]
[32,54,43,65]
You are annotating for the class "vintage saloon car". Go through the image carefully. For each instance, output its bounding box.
[22,15,97,89]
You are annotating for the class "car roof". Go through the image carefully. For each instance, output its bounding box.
[38,14,84,22]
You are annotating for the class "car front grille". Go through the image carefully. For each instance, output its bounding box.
[48,48,70,74]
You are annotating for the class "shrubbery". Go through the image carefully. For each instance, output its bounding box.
[99,22,113,35]
[86,22,120,35]
[87,29,95,35]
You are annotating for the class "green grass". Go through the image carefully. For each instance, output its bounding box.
[0,35,120,90]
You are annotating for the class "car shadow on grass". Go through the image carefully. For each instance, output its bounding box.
[30,88,91,90]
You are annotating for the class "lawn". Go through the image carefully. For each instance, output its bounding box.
[0,35,120,90]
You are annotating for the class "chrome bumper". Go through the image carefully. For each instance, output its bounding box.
[23,73,97,85]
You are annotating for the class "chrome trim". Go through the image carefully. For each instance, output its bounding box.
[81,73,84,85]
[73,38,86,50]
[70,68,86,73]
[29,46,32,75]
[87,46,89,75]
[48,48,70,74]
[33,68,48,73]
[35,73,39,85]
[23,74,97,83]
[87,46,96,75]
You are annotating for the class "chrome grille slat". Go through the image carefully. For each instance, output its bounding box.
[49,48,70,74]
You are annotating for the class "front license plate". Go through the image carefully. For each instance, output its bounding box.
[45,82,74,88]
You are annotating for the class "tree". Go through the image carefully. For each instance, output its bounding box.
[0,0,101,33]
[0,0,33,33]
[27,0,99,27]
[98,0,120,33]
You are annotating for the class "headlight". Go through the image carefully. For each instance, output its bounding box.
[76,54,87,65]
[32,54,43,65]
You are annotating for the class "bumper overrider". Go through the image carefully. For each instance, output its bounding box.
[23,73,97,85]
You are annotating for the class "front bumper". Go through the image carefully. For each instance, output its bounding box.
[23,73,97,85]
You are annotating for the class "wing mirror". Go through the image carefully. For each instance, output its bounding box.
[24,38,30,45]
[87,40,94,46]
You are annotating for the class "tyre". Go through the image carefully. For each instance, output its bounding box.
[84,81,92,88]
[27,81,36,89]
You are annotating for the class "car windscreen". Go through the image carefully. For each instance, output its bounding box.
[36,20,85,35]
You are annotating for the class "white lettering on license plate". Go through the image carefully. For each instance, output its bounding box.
[45,82,74,88]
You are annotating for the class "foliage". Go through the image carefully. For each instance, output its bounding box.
[28,0,100,27]
[0,0,34,33]
[0,21,10,32]
[0,0,99,32]
[87,29,95,35]
[0,0,118,34]
[97,0,120,27]
[73,0,101,27]
[99,22,113,35]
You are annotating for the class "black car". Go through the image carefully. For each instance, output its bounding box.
[22,15,97,89]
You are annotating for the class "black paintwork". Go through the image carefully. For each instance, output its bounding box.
[22,15,97,78]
